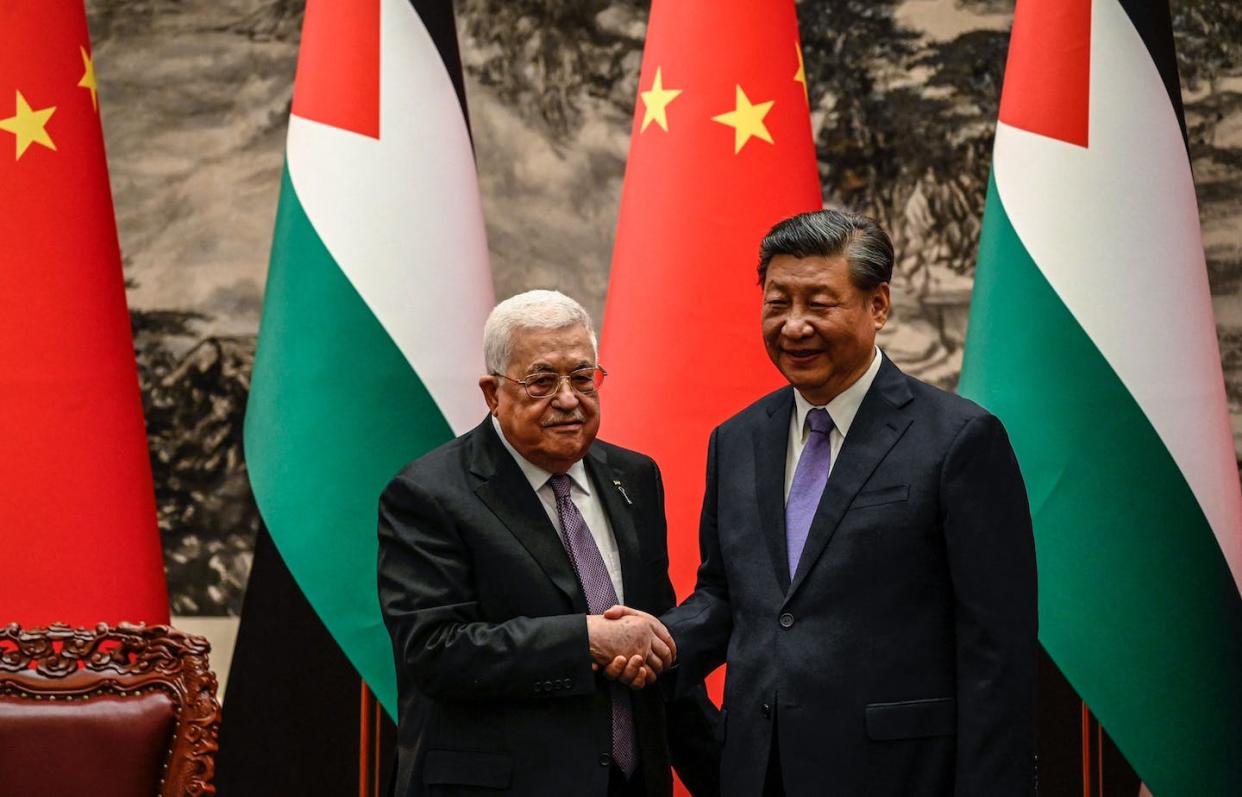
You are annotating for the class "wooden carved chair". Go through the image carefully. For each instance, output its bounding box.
[0,623,221,796]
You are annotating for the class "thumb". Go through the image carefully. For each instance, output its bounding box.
[602,604,629,620]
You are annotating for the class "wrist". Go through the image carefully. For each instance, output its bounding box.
[585,614,607,663]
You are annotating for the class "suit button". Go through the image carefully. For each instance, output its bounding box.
[779,613,794,628]
[761,703,772,719]
[598,753,612,767]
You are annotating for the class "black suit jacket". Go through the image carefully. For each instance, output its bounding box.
[378,418,720,796]
[664,355,1037,797]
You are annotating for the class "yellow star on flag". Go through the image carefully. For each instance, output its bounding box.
[794,44,808,104]
[640,68,682,133]
[712,85,774,154]
[79,46,99,111]
[640,67,680,132]
[0,91,57,160]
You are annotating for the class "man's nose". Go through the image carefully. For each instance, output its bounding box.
[550,378,580,408]
[781,311,813,338]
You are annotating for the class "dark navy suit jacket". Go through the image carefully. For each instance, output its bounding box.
[664,355,1037,796]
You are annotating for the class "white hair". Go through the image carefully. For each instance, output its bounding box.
[483,289,598,374]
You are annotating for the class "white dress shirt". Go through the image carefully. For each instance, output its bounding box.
[784,347,884,501]
[491,416,625,602]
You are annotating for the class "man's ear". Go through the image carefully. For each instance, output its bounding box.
[479,375,500,415]
[871,283,891,330]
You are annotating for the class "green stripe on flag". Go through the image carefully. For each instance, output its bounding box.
[961,173,1242,795]
[245,164,455,716]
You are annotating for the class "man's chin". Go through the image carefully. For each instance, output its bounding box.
[781,370,839,402]
[779,362,829,385]
[541,427,593,453]
[539,442,591,470]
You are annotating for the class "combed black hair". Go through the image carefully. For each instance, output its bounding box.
[757,209,894,291]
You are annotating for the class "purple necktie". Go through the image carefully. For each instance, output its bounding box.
[786,408,834,578]
[548,474,637,777]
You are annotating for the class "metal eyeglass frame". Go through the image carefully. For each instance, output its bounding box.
[492,366,608,399]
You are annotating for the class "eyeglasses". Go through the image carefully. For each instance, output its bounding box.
[493,366,608,399]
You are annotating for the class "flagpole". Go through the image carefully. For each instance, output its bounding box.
[373,688,383,797]
[360,680,374,797]
[1097,720,1104,796]
[1081,701,1090,797]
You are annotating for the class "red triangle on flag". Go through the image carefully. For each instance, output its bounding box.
[998,0,1092,148]
[291,0,380,139]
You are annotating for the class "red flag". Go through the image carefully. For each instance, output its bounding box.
[601,0,819,646]
[0,5,168,626]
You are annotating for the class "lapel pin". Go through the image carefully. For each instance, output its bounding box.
[612,480,633,505]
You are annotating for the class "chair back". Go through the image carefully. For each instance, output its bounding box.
[0,623,221,796]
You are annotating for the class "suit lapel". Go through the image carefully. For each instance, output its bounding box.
[585,448,645,608]
[755,388,796,593]
[469,419,587,612]
[785,357,914,602]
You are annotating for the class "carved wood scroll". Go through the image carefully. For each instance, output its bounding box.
[0,623,221,796]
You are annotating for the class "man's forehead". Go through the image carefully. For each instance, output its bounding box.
[765,255,855,291]
[523,357,594,374]
[767,254,848,279]
[510,325,595,370]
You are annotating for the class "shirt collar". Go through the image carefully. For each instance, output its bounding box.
[793,346,883,440]
[490,415,592,495]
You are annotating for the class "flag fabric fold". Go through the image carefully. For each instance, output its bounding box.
[960,1,1242,793]
[0,4,167,628]
[221,1,492,791]
[601,0,822,627]
[242,0,493,719]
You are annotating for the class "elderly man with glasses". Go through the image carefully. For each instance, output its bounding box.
[378,290,720,797]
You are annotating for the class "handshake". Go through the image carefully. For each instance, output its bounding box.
[585,605,675,690]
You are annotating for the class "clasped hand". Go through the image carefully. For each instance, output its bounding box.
[586,605,675,690]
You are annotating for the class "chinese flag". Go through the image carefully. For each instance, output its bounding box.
[600,0,820,686]
[0,5,168,626]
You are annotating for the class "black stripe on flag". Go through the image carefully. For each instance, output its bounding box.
[413,0,473,138]
[1116,0,1189,147]
[214,526,396,796]
[218,3,476,793]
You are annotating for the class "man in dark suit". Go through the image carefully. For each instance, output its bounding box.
[613,210,1037,795]
[378,290,719,797]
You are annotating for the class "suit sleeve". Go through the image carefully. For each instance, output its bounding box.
[377,473,596,702]
[941,413,1038,796]
[647,460,723,797]
[662,426,733,693]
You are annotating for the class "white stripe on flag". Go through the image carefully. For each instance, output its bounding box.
[993,0,1242,590]
[287,0,494,436]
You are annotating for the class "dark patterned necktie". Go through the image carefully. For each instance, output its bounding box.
[786,407,834,578]
[548,474,637,777]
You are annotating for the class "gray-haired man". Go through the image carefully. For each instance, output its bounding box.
[378,290,720,797]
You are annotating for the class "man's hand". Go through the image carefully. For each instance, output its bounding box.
[597,653,653,689]
[602,605,677,659]
[586,610,676,690]
[594,606,677,686]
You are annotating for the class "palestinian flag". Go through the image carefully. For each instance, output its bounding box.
[960,1,1242,794]
[601,0,821,647]
[216,0,492,792]
[0,4,167,627]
